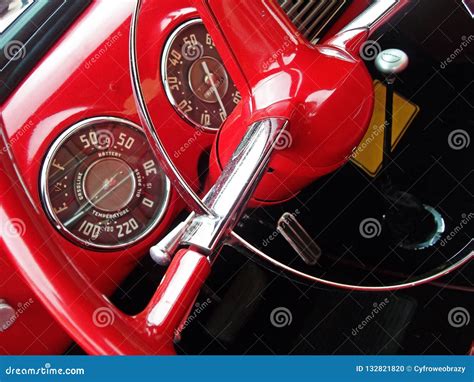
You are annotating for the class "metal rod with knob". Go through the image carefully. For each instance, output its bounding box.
[375,48,409,186]
[374,49,445,250]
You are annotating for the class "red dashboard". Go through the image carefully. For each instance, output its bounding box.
[0,0,395,354]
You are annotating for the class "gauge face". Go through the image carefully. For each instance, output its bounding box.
[41,117,170,250]
[162,19,241,132]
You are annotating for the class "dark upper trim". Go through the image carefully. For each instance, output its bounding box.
[0,0,92,104]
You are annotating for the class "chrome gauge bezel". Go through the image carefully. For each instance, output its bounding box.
[40,116,171,251]
[162,19,208,131]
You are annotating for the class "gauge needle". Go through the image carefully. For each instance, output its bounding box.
[88,172,122,203]
[64,172,133,228]
[202,61,227,119]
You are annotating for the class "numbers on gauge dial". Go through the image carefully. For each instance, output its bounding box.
[43,120,169,249]
[164,20,240,131]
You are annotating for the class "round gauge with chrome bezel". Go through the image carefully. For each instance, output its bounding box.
[162,18,241,132]
[40,117,170,250]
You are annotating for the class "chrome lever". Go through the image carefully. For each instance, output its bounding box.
[150,219,190,266]
[150,118,288,263]
[277,213,322,266]
[181,118,288,254]
[339,0,400,34]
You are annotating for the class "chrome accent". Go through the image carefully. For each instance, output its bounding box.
[375,48,409,75]
[277,212,321,265]
[399,205,446,251]
[40,116,171,250]
[339,0,399,34]
[150,219,191,266]
[132,0,472,292]
[133,0,287,262]
[150,119,287,260]
[279,0,348,44]
[462,0,474,18]
[130,1,212,216]
[160,19,220,133]
[181,118,288,253]
[229,233,474,292]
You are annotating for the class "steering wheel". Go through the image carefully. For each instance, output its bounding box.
[2,0,471,355]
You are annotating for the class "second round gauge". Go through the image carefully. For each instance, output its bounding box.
[162,19,241,132]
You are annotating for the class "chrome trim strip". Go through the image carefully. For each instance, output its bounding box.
[339,0,399,34]
[130,0,212,216]
[462,0,474,18]
[39,116,171,250]
[230,233,474,292]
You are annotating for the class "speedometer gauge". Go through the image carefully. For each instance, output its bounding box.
[40,117,170,250]
[162,19,241,132]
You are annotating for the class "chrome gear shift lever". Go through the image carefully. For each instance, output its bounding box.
[150,118,288,264]
[375,49,409,180]
[375,49,444,251]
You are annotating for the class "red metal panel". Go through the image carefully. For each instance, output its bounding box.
[0,0,389,353]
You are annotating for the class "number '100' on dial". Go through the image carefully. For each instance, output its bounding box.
[40,117,170,250]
